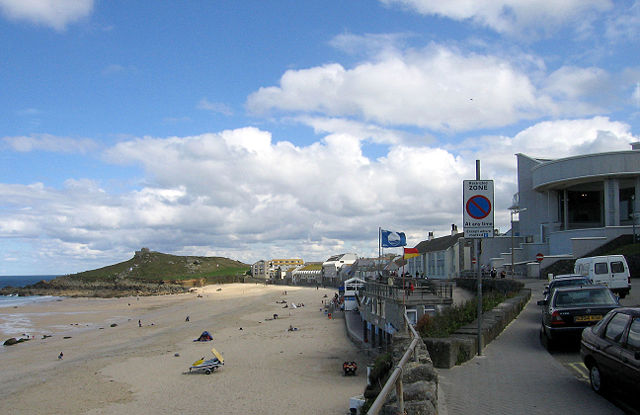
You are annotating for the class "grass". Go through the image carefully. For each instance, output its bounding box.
[65,251,250,283]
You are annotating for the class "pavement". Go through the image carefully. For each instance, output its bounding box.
[437,278,624,415]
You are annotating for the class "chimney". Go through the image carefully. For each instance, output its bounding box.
[451,224,458,235]
[428,231,434,241]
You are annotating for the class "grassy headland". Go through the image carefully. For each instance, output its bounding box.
[1,249,251,297]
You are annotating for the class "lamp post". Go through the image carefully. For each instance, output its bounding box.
[509,207,527,278]
[632,194,637,243]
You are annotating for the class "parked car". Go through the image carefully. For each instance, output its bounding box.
[580,307,640,394]
[541,274,592,303]
[538,285,620,350]
[574,255,631,298]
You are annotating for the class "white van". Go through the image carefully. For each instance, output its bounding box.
[574,255,631,298]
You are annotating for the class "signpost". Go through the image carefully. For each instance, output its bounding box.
[536,253,544,262]
[463,162,494,356]
[463,180,495,238]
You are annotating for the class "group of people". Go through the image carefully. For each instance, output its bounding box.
[488,267,507,279]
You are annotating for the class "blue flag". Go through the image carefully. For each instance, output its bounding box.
[381,229,407,247]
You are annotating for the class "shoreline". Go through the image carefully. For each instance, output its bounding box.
[0,283,365,414]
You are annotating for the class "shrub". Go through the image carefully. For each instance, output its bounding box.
[418,291,513,338]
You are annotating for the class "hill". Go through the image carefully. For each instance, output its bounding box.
[1,249,251,297]
[71,248,250,283]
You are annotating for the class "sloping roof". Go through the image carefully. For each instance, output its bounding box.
[414,232,464,254]
[300,263,323,271]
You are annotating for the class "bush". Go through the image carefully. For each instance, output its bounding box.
[362,352,394,410]
[417,291,514,338]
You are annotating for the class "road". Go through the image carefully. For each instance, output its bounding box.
[543,279,640,414]
[438,278,627,415]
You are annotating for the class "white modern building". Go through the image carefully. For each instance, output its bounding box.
[322,253,358,285]
[504,143,640,272]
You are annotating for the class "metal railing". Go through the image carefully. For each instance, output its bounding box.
[367,310,419,415]
[364,280,453,302]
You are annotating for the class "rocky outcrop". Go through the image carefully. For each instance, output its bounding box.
[0,278,190,298]
[3,337,30,346]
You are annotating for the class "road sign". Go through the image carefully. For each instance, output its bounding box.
[536,253,544,262]
[471,257,477,265]
[463,180,494,239]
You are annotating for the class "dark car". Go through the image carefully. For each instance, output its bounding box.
[538,285,620,350]
[581,307,640,394]
[542,275,592,302]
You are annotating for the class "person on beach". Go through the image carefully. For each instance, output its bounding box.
[138,320,142,327]
[58,352,63,360]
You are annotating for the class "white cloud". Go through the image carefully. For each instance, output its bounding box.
[605,1,640,41]
[197,98,233,116]
[0,0,94,30]
[247,44,561,132]
[380,0,612,37]
[2,133,98,153]
[1,118,635,272]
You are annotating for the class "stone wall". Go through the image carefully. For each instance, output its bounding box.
[381,334,438,415]
[423,288,531,368]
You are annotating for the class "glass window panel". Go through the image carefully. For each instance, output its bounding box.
[604,313,630,343]
[594,262,608,274]
[610,261,625,273]
[627,318,640,350]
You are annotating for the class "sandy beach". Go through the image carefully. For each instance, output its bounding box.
[0,284,365,414]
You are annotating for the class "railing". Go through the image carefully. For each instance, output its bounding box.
[364,280,453,302]
[367,310,419,415]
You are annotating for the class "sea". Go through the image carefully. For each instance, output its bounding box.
[0,275,60,308]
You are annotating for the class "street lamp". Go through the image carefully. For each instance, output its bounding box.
[632,194,638,243]
[509,206,527,278]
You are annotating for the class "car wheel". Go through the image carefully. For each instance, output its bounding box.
[589,364,604,393]
[540,325,553,351]
[205,369,211,375]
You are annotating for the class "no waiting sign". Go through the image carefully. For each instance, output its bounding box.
[463,180,494,238]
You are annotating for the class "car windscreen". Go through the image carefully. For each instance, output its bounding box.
[550,279,590,289]
[553,289,617,307]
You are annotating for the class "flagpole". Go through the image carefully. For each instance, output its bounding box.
[402,248,406,306]
[379,228,383,279]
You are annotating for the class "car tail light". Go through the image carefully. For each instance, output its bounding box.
[551,310,565,325]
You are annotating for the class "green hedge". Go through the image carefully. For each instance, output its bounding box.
[417,279,522,338]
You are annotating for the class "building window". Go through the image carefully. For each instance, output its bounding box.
[436,252,445,276]
[620,187,636,225]
[567,189,602,228]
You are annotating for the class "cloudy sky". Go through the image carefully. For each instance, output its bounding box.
[1,0,639,275]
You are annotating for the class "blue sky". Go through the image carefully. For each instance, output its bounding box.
[1,0,639,275]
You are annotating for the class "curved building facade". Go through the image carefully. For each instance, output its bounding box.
[515,142,640,263]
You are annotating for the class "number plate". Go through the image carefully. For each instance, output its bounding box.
[575,315,602,322]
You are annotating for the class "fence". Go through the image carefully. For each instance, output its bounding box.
[364,279,453,303]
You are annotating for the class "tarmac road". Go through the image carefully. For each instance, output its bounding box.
[545,279,640,415]
[438,278,624,415]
